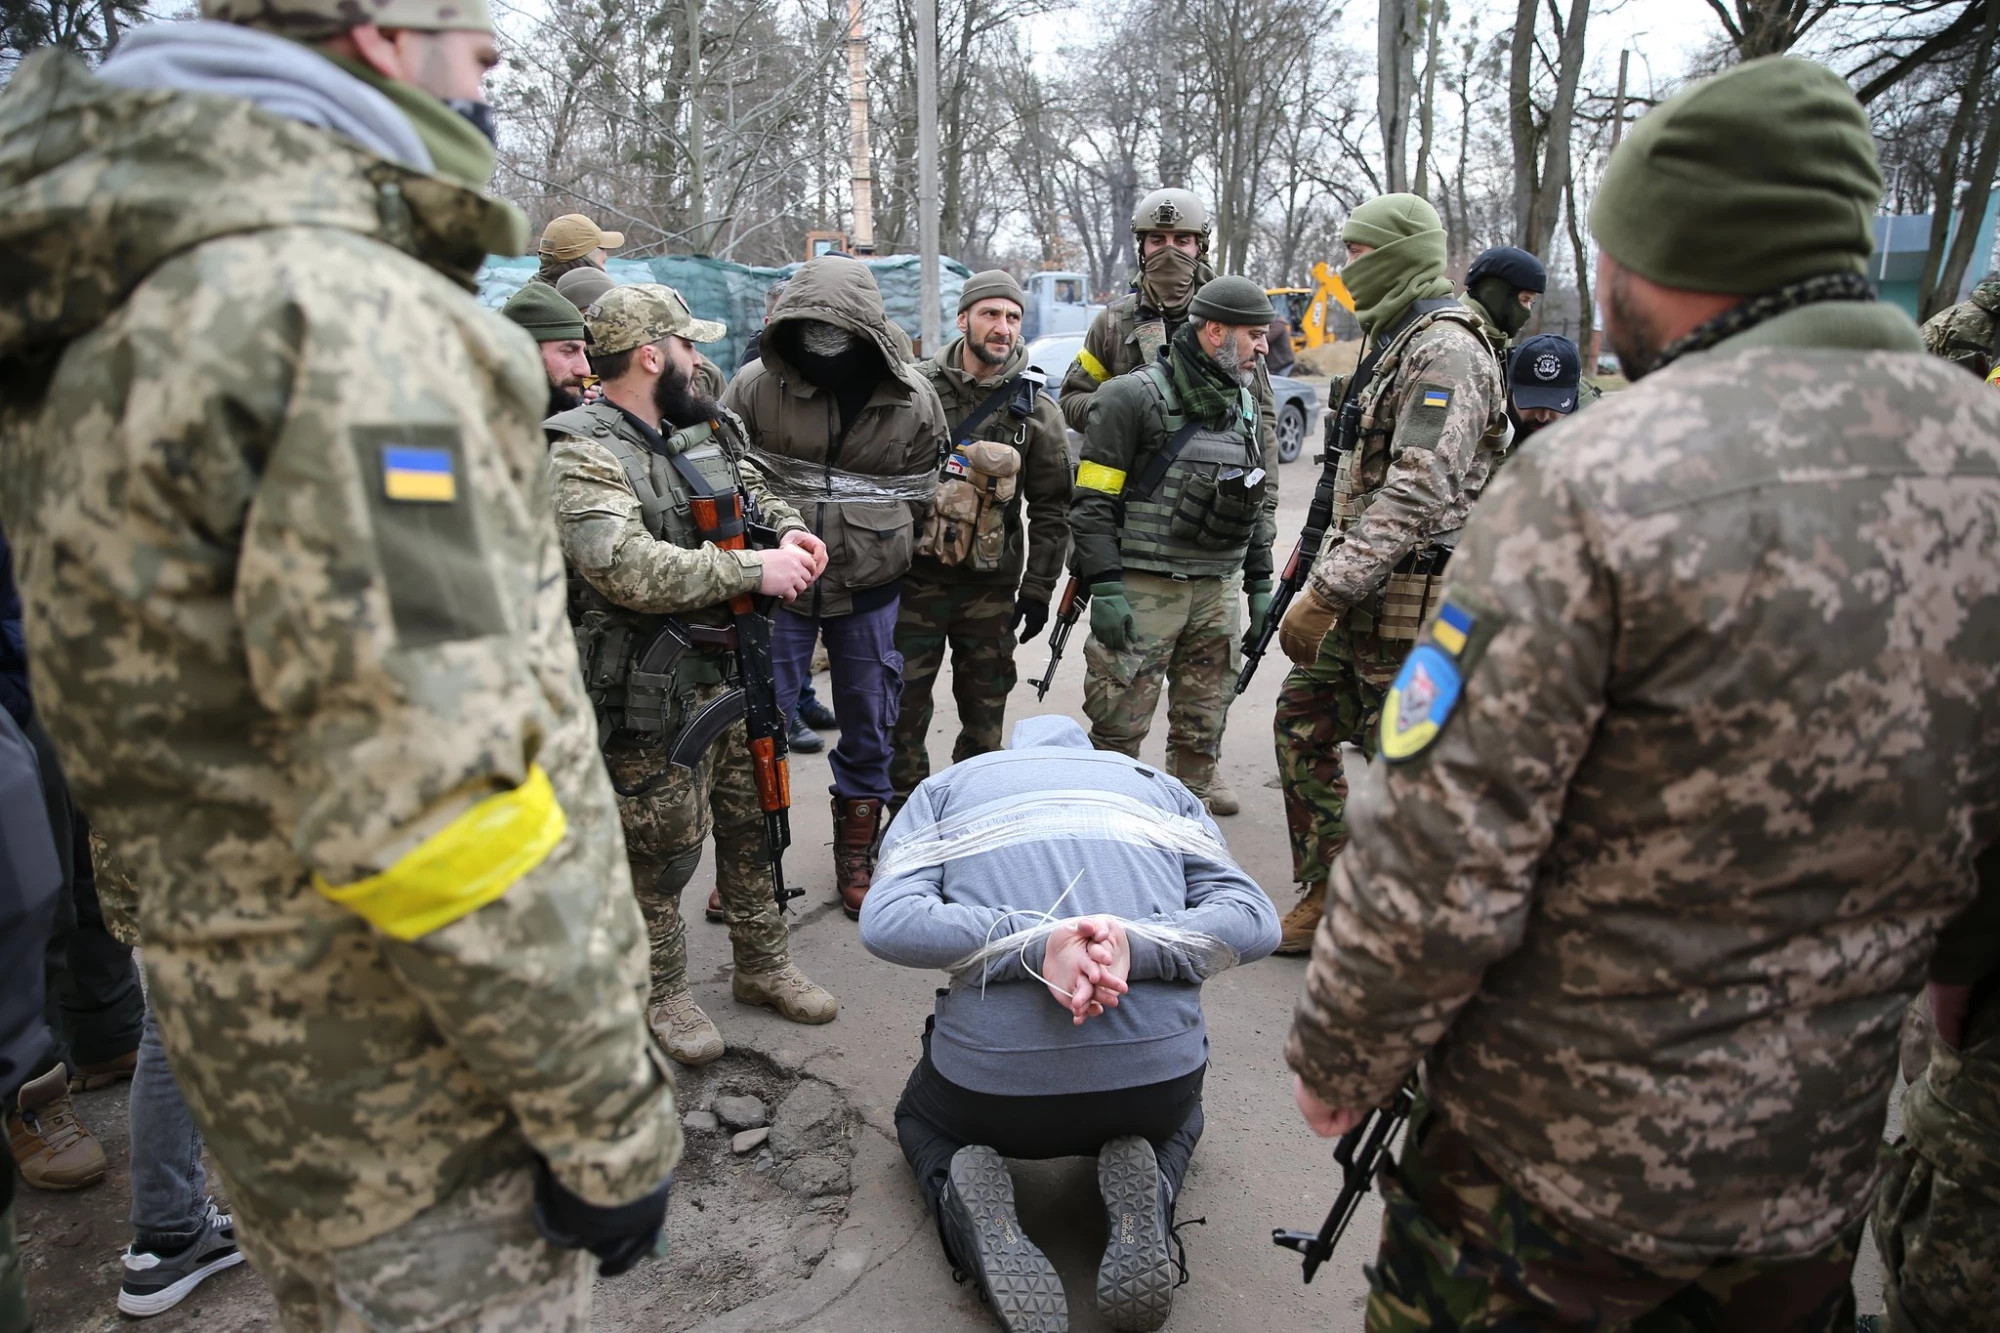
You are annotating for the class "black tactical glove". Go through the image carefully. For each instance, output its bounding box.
[531,1157,671,1277]
[1012,596,1051,644]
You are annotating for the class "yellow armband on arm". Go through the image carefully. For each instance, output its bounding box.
[313,765,567,940]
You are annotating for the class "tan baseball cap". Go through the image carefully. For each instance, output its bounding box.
[200,0,492,37]
[539,214,625,262]
[586,284,727,355]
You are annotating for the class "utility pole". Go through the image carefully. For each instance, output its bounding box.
[915,0,940,352]
[846,0,876,254]
[1587,47,1629,375]
[687,0,707,254]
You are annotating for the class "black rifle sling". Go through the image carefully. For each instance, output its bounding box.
[949,377,1022,452]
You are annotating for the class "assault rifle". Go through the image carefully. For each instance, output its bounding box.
[686,492,802,914]
[1236,397,1361,695]
[1272,1078,1415,1283]
[1033,576,1089,701]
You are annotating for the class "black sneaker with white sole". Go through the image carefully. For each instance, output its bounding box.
[119,1201,244,1317]
[938,1145,1067,1333]
[1095,1136,1174,1331]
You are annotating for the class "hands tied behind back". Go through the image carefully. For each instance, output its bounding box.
[1041,915,1132,1025]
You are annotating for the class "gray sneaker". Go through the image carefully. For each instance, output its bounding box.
[118,1201,243,1317]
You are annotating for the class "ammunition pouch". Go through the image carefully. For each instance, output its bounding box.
[572,608,737,748]
[1167,464,1262,549]
[1373,545,1452,642]
[917,440,1021,570]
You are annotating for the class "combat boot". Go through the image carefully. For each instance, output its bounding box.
[1275,881,1326,956]
[650,991,725,1066]
[733,963,838,1024]
[1166,748,1238,817]
[69,1048,137,1092]
[7,1065,107,1191]
[833,794,884,919]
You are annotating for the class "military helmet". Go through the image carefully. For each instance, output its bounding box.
[1131,188,1211,238]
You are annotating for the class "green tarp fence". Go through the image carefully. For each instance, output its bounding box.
[477,253,973,377]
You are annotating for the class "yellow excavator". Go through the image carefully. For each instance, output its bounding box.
[1267,261,1357,354]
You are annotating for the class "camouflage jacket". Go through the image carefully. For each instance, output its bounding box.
[0,54,679,1252]
[1919,278,2000,376]
[1058,284,1280,459]
[547,401,803,624]
[912,335,1071,601]
[1286,298,2000,1263]
[1307,310,1508,614]
[721,258,948,617]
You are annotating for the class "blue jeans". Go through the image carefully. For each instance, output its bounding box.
[772,598,903,802]
[129,1001,207,1252]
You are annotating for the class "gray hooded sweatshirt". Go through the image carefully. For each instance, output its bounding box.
[859,714,1280,1096]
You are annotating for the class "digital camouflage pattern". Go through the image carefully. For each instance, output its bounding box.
[249,1156,594,1331]
[889,577,1016,802]
[0,52,679,1259]
[1873,867,2000,1333]
[546,405,802,1002]
[605,683,791,1001]
[1081,570,1239,763]
[1287,299,2000,1263]
[1918,277,2000,376]
[1367,1096,1863,1332]
[1277,312,1505,894]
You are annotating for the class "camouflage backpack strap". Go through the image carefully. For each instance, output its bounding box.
[1133,315,1169,365]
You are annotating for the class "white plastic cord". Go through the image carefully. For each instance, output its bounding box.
[874,790,1233,881]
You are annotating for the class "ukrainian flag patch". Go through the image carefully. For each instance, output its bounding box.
[1430,599,1474,655]
[1379,644,1461,762]
[1419,387,1451,410]
[381,446,457,503]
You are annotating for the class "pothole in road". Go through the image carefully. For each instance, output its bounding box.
[598,1049,858,1331]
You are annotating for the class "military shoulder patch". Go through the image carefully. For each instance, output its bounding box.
[1380,645,1461,761]
[381,445,457,503]
[1418,385,1451,410]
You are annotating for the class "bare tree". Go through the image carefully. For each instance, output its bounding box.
[1378,0,1421,191]
[1506,0,1589,258]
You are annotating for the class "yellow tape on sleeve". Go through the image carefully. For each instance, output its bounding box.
[1075,460,1128,494]
[313,764,568,941]
[1076,349,1111,383]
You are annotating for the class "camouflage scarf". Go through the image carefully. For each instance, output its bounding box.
[1167,322,1242,426]
[1650,272,1876,375]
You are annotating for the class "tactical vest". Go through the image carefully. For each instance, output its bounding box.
[1119,361,1265,578]
[1327,304,1491,641]
[548,402,749,744]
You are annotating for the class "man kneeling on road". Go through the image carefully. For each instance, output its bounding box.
[859,715,1279,1333]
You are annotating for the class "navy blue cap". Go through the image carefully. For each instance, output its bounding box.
[1466,246,1548,294]
[1509,333,1582,412]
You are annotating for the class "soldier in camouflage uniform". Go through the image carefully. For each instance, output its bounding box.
[1286,56,2000,1330]
[1919,274,2000,378]
[547,285,838,1065]
[889,270,1071,808]
[1873,848,2000,1333]
[1269,193,1507,954]
[1069,276,1280,802]
[1058,189,1280,815]
[0,0,684,1323]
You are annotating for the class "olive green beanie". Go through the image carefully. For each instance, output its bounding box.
[1338,194,1456,333]
[1589,56,1881,295]
[501,281,586,342]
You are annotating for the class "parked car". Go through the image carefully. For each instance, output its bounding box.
[1025,333,1321,465]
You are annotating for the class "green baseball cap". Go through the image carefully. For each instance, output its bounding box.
[586,284,727,356]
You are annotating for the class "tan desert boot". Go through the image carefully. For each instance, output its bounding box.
[1275,880,1327,956]
[733,964,838,1024]
[650,991,725,1066]
[8,1065,107,1191]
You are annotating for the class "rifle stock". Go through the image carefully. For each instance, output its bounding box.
[689,490,802,913]
[1271,1079,1416,1284]
[1033,576,1088,701]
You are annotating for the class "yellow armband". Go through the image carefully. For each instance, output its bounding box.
[1075,460,1128,494]
[313,765,567,940]
[1076,349,1111,383]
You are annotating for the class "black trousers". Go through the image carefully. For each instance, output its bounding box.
[893,1020,1206,1219]
[21,714,142,1090]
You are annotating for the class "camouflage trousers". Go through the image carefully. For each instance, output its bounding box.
[890,575,1017,803]
[1367,1096,1862,1332]
[245,1155,593,1331]
[1082,570,1239,759]
[1272,625,1396,886]
[1872,996,2000,1333]
[606,680,790,1002]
